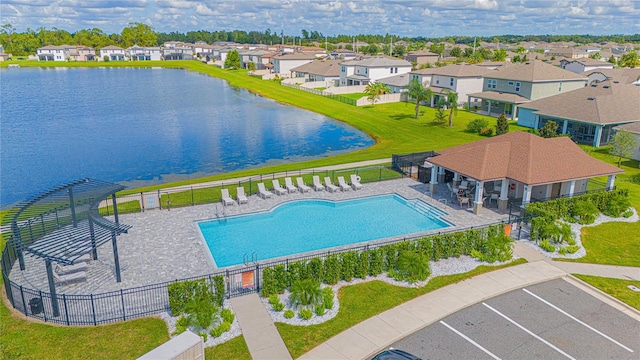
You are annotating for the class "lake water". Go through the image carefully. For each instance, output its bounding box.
[0,67,373,206]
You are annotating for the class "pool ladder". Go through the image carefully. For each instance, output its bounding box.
[243,252,258,267]
[214,205,227,221]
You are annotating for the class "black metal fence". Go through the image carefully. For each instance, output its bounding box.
[2,216,507,326]
[281,82,357,105]
[392,151,437,183]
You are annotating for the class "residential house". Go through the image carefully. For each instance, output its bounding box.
[427,64,495,106]
[425,131,623,214]
[583,68,640,86]
[408,67,440,87]
[404,50,439,66]
[272,52,317,75]
[467,60,588,120]
[238,50,271,70]
[290,59,341,85]
[37,45,68,61]
[560,58,614,74]
[127,45,161,61]
[517,81,640,147]
[330,49,357,60]
[612,122,640,166]
[0,44,10,61]
[339,57,412,86]
[100,45,126,61]
[162,42,193,60]
[547,47,590,59]
[193,42,217,61]
[378,73,412,93]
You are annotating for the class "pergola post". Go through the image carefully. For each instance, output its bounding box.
[593,125,603,147]
[562,120,569,135]
[522,185,532,205]
[606,175,616,190]
[45,260,60,317]
[111,194,120,225]
[68,187,77,227]
[111,231,121,283]
[498,179,509,210]
[473,180,484,215]
[88,216,98,260]
[429,165,439,194]
[437,166,445,183]
[567,180,576,197]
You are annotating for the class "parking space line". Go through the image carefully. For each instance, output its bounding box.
[482,302,577,360]
[439,321,502,360]
[522,288,634,353]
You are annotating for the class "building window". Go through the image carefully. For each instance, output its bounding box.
[558,82,562,92]
[341,66,345,72]
[515,82,521,92]
[508,81,514,86]
[487,79,497,89]
[450,78,454,86]
[365,68,368,74]
[436,79,440,84]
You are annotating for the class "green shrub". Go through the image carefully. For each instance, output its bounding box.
[558,247,568,255]
[314,303,326,316]
[479,127,493,136]
[288,279,323,310]
[368,248,385,276]
[287,261,307,286]
[168,278,212,316]
[220,308,235,324]
[466,118,489,133]
[539,239,556,252]
[565,245,580,254]
[261,267,277,298]
[268,294,280,306]
[603,194,631,217]
[173,315,190,335]
[322,287,334,309]
[284,310,295,319]
[199,331,208,342]
[185,294,218,329]
[307,258,324,283]
[273,302,285,312]
[209,321,231,338]
[471,230,513,263]
[355,251,370,279]
[395,251,431,283]
[570,201,599,224]
[340,251,357,281]
[273,264,287,293]
[623,209,633,218]
[299,308,313,320]
[213,275,225,307]
[323,254,341,284]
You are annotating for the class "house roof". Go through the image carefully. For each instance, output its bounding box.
[100,45,124,50]
[561,58,614,67]
[582,68,640,85]
[490,60,587,82]
[427,131,623,185]
[405,50,439,57]
[378,73,411,87]
[341,56,411,67]
[431,64,494,78]
[613,122,640,135]
[467,91,530,104]
[347,74,370,81]
[518,81,640,125]
[272,52,317,60]
[290,59,341,77]
[410,68,440,75]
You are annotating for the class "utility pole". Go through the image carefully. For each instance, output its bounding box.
[390,36,393,57]
[281,30,284,46]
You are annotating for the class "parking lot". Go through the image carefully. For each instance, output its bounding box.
[389,279,640,360]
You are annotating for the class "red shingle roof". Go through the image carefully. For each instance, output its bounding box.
[427,131,623,185]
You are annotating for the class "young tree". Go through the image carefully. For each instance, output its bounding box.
[246,61,256,71]
[445,91,459,127]
[495,113,509,135]
[406,78,433,118]
[619,51,639,68]
[450,46,463,58]
[538,120,559,138]
[609,130,636,167]
[433,107,447,123]
[491,48,508,62]
[364,82,390,105]
[224,49,241,69]
[608,55,617,65]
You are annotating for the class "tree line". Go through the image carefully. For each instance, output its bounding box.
[1,22,638,57]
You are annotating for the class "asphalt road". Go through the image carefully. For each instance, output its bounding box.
[388,279,640,360]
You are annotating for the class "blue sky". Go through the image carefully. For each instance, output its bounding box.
[1,0,639,37]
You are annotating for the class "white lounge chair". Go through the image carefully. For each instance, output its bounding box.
[324,177,339,193]
[350,174,363,190]
[72,253,92,263]
[257,183,273,199]
[312,176,325,191]
[53,270,87,285]
[272,179,287,195]
[459,180,468,190]
[237,187,248,204]
[221,188,236,206]
[55,262,88,275]
[337,176,351,191]
[284,177,298,193]
[296,177,311,192]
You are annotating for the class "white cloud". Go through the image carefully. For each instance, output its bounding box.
[473,0,498,10]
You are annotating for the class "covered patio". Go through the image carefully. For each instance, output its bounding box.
[425,131,624,214]
[467,91,530,120]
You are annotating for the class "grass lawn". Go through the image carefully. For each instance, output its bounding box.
[205,335,251,360]
[573,275,640,311]
[275,259,527,358]
[338,92,366,100]
[557,146,640,267]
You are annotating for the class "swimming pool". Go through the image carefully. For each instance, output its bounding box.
[197,194,451,268]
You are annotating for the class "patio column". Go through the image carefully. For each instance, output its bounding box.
[544,184,553,200]
[498,179,509,210]
[467,97,471,111]
[522,185,532,205]
[534,115,540,129]
[438,166,445,183]
[593,125,603,147]
[567,180,576,197]
[512,105,518,120]
[453,173,460,187]
[562,120,569,135]
[429,165,438,194]
[473,181,484,215]
[487,100,492,116]
[606,175,616,190]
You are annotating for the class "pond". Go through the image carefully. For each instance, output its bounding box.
[0,67,373,206]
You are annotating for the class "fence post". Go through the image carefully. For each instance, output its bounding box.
[39,290,47,322]
[379,166,382,181]
[249,179,252,195]
[225,270,230,299]
[191,186,194,206]
[19,285,26,314]
[91,294,97,325]
[63,294,69,325]
[255,265,260,294]
[141,193,145,212]
[121,289,126,321]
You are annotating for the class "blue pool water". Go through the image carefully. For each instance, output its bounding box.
[198,194,451,268]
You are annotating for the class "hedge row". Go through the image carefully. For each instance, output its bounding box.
[525,189,630,223]
[168,275,225,316]
[260,224,511,297]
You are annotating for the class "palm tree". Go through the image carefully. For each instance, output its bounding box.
[406,78,433,118]
[288,279,323,310]
[445,90,459,127]
[364,82,391,105]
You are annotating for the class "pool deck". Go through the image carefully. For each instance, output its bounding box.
[10,178,510,295]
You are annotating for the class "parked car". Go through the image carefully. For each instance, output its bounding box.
[371,348,422,360]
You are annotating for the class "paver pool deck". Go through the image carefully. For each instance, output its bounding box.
[9,177,509,294]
